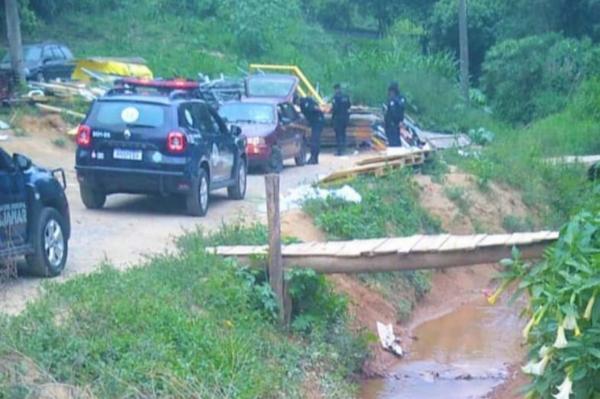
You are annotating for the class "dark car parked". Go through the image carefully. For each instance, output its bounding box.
[219,99,309,172]
[0,148,70,277]
[0,42,75,82]
[75,79,247,217]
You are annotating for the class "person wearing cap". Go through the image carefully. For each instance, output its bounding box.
[384,83,406,147]
[331,84,351,156]
[297,95,325,164]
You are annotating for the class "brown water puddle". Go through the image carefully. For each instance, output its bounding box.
[361,299,523,399]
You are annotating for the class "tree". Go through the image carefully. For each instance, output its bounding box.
[458,0,469,102]
[4,0,25,84]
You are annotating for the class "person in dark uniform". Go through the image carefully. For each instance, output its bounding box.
[384,82,406,147]
[331,84,351,156]
[298,95,325,164]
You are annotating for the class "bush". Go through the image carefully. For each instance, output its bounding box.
[490,199,600,398]
[482,34,596,124]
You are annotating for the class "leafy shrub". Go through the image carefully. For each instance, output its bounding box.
[304,169,441,240]
[573,76,600,122]
[490,199,600,398]
[482,34,596,124]
[468,127,495,146]
[502,215,534,233]
[444,186,471,214]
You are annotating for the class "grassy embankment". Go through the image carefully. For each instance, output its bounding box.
[304,170,442,321]
[0,225,367,398]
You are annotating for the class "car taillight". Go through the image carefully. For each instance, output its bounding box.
[76,124,92,148]
[167,131,187,153]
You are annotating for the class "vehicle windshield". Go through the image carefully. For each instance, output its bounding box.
[247,77,296,98]
[2,46,43,63]
[219,103,275,124]
[89,101,168,129]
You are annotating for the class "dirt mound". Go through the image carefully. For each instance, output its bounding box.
[415,168,532,234]
[282,210,326,242]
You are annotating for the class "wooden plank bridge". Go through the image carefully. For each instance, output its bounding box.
[208,231,558,274]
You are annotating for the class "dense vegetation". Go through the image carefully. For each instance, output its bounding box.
[0,226,366,398]
[490,192,600,398]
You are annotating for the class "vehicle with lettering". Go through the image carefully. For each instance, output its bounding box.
[0,148,70,277]
[75,78,247,217]
[219,98,309,173]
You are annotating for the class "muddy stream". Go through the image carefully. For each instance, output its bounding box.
[361,299,524,399]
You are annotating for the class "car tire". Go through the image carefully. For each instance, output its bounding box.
[294,139,308,166]
[266,146,284,174]
[228,159,247,200]
[26,207,68,277]
[186,167,210,216]
[80,185,106,209]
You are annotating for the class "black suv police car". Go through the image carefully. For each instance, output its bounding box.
[0,148,70,277]
[75,79,247,216]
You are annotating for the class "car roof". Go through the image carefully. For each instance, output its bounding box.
[98,94,212,106]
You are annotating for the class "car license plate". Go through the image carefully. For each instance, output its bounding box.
[113,148,143,161]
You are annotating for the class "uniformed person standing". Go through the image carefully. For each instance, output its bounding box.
[298,96,325,165]
[384,82,406,147]
[331,84,351,156]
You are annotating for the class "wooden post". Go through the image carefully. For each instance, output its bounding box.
[265,174,290,325]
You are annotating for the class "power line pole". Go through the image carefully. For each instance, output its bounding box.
[4,0,26,84]
[458,0,470,104]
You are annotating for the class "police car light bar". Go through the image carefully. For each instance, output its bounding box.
[119,78,200,90]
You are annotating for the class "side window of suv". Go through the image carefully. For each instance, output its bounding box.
[208,108,228,135]
[194,103,218,135]
[178,103,197,130]
[51,46,65,60]
[60,46,74,59]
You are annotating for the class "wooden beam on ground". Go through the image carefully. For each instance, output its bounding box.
[208,232,558,274]
[35,103,85,120]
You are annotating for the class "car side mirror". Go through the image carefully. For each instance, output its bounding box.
[13,153,32,171]
[230,125,242,137]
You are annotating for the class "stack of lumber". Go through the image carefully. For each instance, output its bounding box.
[209,231,559,274]
[320,148,429,184]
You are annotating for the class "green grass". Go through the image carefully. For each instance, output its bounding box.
[0,227,366,399]
[303,169,441,323]
[450,108,597,227]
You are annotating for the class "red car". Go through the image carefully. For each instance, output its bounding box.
[219,98,309,172]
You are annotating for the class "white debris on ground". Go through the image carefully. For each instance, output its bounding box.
[0,120,10,130]
[377,321,404,357]
[280,184,362,211]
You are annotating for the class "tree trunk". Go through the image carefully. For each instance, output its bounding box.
[4,0,26,84]
[458,0,470,103]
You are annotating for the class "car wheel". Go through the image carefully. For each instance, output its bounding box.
[26,207,68,277]
[294,139,308,166]
[266,146,284,174]
[186,167,209,216]
[80,185,106,209]
[228,159,247,200]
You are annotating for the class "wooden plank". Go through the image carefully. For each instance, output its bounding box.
[410,234,451,252]
[439,234,486,252]
[372,235,425,254]
[478,234,512,247]
[335,238,388,257]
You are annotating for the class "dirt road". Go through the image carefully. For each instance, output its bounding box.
[0,123,355,314]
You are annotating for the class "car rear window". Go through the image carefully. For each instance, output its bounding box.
[219,103,275,124]
[89,101,168,129]
[247,77,296,98]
